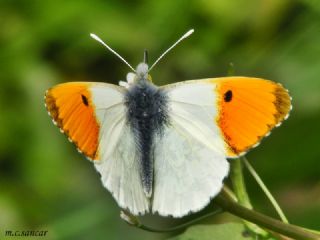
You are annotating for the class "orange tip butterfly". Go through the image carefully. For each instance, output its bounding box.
[44,29,291,217]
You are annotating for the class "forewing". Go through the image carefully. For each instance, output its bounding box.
[211,77,291,157]
[45,82,124,160]
[162,77,291,157]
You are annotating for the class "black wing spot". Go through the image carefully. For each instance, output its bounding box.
[224,90,233,102]
[81,95,89,106]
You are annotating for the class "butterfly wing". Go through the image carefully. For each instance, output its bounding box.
[45,82,149,215]
[152,120,229,217]
[211,77,291,157]
[95,123,150,215]
[152,77,291,217]
[162,77,291,157]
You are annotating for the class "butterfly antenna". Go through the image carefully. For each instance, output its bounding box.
[90,33,136,72]
[149,29,194,72]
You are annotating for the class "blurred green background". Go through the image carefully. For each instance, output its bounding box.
[0,0,320,239]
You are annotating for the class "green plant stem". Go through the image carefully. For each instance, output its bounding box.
[215,189,320,240]
[242,156,289,224]
[121,209,223,233]
[230,158,268,236]
[222,185,237,202]
[230,158,253,209]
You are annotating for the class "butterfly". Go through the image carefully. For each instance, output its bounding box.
[44,29,291,218]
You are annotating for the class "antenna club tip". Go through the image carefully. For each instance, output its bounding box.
[90,33,98,40]
[184,29,194,38]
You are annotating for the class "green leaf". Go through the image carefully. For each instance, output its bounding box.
[167,223,256,240]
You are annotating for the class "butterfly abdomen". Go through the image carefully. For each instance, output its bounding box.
[125,80,169,197]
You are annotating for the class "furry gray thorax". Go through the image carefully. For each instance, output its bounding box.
[125,78,169,197]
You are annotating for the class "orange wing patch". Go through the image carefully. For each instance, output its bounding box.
[213,77,291,157]
[45,82,100,160]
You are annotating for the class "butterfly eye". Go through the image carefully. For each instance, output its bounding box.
[81,95,89,106]
[224,90,233,102]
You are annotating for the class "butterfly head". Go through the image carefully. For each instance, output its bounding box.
[125,63,151,86]
[125,50,152,85]
[136,63,150,79]
[136,50,152,80]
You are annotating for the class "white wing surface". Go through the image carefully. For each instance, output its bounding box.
[152,81,230,217]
